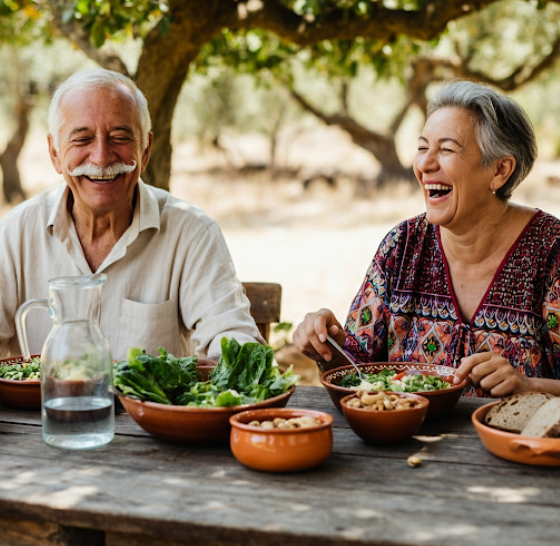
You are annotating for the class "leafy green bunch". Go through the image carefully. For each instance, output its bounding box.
[205,337,298,406]
[113,338,299,407]
[113,346,198,404]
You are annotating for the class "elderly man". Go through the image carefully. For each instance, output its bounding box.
[0,68,264,360]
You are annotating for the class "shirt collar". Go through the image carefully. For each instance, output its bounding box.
[46,178,161,238]
[137,179,160,233]
[46,184,71,239]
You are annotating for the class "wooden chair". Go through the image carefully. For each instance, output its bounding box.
[242,282,282,343]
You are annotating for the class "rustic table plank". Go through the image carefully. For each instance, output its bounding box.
[0,450,559,546]
[1,387,558,546]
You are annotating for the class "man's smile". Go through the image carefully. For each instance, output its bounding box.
[83,174,122,184]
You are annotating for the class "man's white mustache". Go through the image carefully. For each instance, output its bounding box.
[68,161,137,178]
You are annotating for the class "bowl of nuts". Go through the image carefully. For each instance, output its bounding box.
[340,390,429,444]
[229,408,333,472]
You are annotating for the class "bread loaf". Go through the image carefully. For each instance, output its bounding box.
[520,397,560,438]
[484,392,555,433]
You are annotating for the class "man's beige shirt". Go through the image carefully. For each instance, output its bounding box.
[0,181,264,360]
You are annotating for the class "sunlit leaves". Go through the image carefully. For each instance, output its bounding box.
[196,25,422,87]
[196,29,296,82]
[281,0,425,16]
[55,0,167,47]
[0,1,53,44]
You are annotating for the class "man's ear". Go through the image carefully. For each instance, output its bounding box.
[47,134,63,175]
[140,132,153,172]
[491,156,516,192]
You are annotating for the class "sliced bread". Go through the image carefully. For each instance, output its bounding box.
[484,392,555,433]
[520,397,560,438]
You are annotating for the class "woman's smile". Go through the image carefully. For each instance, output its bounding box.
[424,182,452,199]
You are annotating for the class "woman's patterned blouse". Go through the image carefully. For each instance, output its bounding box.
[344,211,560,396]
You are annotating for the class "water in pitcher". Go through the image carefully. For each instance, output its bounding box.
[43,395,114,449]
[41,370,114,449]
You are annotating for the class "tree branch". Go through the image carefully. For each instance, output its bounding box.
[440,36,560,91]
[290,87,386,144]
[46,0,130,76]
[459,35,560,91]
[235,0,500,45]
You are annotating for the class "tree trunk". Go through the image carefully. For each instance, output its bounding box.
[0,94,32,204]
[346,126,415,186]
[135,1,237,190]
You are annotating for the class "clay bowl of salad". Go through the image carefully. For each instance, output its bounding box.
[320,362,467,419]
[0,355,42,410]
[114,339,299,444]
[229,408,333,472]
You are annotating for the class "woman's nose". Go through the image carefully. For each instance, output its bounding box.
[415,148,438,173]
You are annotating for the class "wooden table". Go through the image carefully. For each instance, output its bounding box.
[0,387,559,546]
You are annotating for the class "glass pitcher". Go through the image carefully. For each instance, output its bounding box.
[16,274,114,450]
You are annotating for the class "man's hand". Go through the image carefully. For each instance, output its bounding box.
[293,308,346,364]
[453,352,532,397]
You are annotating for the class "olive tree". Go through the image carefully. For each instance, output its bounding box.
[15,0,560,189]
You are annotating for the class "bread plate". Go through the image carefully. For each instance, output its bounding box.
[472,402,560,466]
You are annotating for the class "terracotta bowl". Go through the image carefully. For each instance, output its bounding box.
[229,407,333,472]
[117,367,296,444]
[0,355,41,410]
[320,362,467,419]
[472,402,560,467]
[340,392,429,444]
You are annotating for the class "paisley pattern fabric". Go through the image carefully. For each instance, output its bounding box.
[344,211,560,396]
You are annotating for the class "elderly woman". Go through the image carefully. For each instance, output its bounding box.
[294,80,560,397]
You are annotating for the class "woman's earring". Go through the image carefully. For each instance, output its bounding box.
[492,184,496,195]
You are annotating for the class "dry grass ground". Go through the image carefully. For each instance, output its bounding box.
[4,127,560,384]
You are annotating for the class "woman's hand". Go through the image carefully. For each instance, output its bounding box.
[453,352,532,397]
[293,308,346,366]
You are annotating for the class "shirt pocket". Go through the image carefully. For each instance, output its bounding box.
[116,298,180,359]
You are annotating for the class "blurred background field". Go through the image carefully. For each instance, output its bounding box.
[5,1,560,382]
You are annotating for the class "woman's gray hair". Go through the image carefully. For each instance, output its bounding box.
[427,80,537,200]
[48,68,151,151]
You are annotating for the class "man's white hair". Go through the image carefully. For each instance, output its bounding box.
[48,68,152,151]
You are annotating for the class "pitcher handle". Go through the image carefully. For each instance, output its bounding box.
[15,299,50,362]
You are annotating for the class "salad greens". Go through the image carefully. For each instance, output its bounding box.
[339,368,450,393]
[113,338,299,407]
[0,357,41,381]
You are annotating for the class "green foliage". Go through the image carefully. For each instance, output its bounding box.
[281,0,427,16]
[59,0,167,47]
[196,26,421,84]
[446,0,560,78]
[0,1,53,44]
